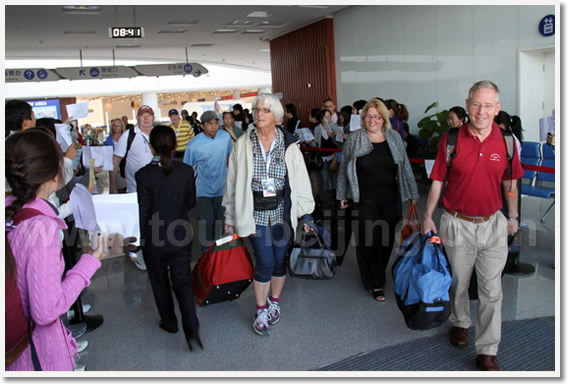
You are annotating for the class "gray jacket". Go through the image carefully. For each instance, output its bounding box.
[336,128,419,203]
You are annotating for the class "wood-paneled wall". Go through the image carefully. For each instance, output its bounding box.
[59,97,77,121]
[270,18,336,128]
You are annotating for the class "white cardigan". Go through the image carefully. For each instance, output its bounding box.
[222,127,315,241]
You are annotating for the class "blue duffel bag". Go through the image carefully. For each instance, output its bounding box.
[392,231,452,330]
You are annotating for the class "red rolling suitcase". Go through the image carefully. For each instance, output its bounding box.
[192,235,254,306]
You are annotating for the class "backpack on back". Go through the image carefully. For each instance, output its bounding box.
[6,208,44,370]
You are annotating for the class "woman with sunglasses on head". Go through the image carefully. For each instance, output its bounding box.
[337,98,419,302]
[223,93,314,336]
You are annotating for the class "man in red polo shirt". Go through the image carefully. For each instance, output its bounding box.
[422,80,524,371]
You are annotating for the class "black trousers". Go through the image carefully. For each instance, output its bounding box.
[143,248,199,340]
[355,190,399,290]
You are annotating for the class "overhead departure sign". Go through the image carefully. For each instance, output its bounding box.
[134,63,208,78]
[6,68,60,82]
[109,27,144,38]
[55,66,139,80]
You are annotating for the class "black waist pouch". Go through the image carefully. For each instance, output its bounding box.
[253,190,284,211]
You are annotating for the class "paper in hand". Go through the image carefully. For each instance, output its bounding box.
[82,146,114,170]
[66,102,89,120]
[349,115,362,131]
[55,123,73,152]
[70,184,99,232]
[92,193,140,245]
[296,128,315,142]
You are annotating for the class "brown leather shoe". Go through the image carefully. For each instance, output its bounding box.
[450,326,468,347]
[476,354,499,371]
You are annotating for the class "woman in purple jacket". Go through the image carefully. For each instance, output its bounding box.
[6,129,107,371]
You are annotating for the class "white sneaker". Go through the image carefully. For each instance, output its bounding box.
[266,298,281,325]
[252,309,271,336]
[77,340,88,353]
[129,251,147,271]
[74,363,86,371]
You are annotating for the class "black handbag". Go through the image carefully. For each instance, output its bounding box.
[288,220,336,280]
[304,150,323,170]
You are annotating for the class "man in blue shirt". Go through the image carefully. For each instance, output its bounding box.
[183,110,232,253]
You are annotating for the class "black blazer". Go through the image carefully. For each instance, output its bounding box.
[135,161,196,252]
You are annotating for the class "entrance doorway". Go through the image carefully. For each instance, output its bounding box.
[518,47,555,142]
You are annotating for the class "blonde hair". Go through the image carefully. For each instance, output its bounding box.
[360,98,391,131]
[111,118,126,134]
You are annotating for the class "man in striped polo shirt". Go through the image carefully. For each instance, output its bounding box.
[169,108,194,160]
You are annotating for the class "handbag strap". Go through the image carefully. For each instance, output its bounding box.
[404,201,420,226]
[28,319,42,371]
[302,219,326,249]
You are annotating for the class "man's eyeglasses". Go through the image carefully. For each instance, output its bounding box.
[252,107,271,114]
[469,102,498,111]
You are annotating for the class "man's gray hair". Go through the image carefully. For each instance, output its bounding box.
[468,80,500,101]
[252,93,284,123]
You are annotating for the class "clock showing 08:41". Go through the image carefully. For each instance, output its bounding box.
[109,27,144,38]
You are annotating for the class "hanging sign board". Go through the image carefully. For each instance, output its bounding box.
[55,66,139,80]
[6,68,60,82]
[134,63,208,78]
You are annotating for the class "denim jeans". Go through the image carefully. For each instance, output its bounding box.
[320,159,338,192]
[249,224,291,283]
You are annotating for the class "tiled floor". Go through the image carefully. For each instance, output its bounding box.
[75,183,556,372]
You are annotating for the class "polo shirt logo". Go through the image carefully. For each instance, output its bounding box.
[490,153,501,161]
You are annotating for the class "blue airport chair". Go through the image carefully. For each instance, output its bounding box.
[520,142,554,223]
[520,142,540,183]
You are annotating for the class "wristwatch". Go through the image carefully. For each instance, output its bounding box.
[507,216,518,222]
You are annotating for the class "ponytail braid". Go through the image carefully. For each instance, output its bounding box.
[5,130,63,218]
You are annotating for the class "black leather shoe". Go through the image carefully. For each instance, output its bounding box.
[476,354,499,371]
[159,321,178,334]
[450,326,468,347]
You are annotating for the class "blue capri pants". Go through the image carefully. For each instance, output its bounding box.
[249,224,290,283]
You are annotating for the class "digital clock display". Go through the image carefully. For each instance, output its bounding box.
[109,27,144,38]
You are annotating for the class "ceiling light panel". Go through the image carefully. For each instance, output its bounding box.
[213,29,237,34]
[167,20,198,26]
[158,29,187,34]
[246,11,271,18]
[229,20,252,26]
[63,30,96,35]
[258,21,288,28]
[242,30,265,34]
[62,5,102,14]
[115,44,141,48]
[190,43,215,47]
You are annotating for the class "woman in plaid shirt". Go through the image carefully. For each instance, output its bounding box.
[223,93,315,336]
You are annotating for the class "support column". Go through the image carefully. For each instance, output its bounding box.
[141,92,159,119]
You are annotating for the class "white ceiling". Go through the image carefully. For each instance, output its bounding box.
[5,5,350,71]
